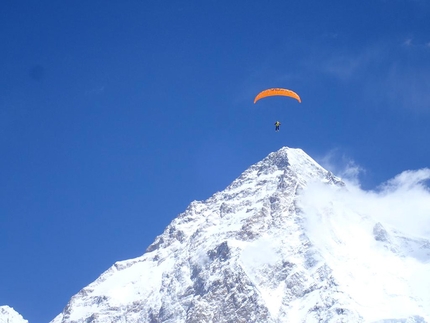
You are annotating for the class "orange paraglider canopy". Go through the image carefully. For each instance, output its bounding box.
[254,88,301,104]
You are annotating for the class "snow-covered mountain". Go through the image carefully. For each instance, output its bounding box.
[50,147,430,323]
[0,306,28,323]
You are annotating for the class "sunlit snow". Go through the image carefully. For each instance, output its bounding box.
[49,147,430,323]
[0,306,28,323]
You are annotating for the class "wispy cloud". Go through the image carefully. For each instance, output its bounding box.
[316,148,365,186]
[85,86,105,96]
[403,38,413,47]
[402,37,430,49]
[322,32,339,40]
[306,41,430,113]
[304,44,386,82]
[322,55,362,81]
[384,63,430,113]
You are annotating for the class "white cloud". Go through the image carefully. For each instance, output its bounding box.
[401,37,430,49]
[307,41,430,113]
[369,169,430,237]
[301,161,430,239]
[297,160,430,320]
[321,55,363,81]
[312,45,385,82]
[316,149,365,186]
[403,38,413,47]
[85,85,105,95]
[384,64,430,113]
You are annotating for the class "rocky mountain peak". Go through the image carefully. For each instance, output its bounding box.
[0,306,28,323]
[49,147,430,323]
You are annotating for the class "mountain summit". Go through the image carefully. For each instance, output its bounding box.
[50,147,430,323]
[0,306,28,323]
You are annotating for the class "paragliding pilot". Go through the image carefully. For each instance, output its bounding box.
[274,121,281,132]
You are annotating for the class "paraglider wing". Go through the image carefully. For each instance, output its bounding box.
[254,88,301,104]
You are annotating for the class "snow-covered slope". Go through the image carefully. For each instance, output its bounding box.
[50,147,430,323]
[0,306,28,323]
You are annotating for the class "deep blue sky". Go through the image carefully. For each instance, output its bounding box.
[1,1,429,322]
